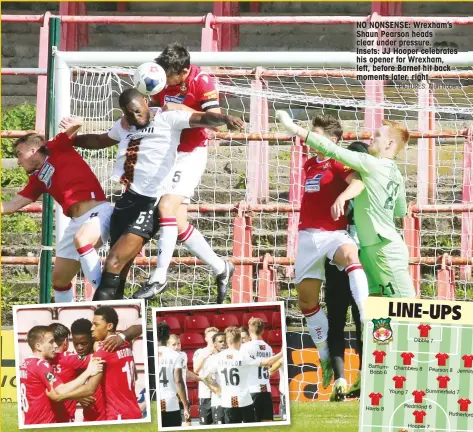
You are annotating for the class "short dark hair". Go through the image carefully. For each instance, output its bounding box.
[14,133,49,156]
[311,114,343,142]
[71,318,93,336]
[240,326,249,335]
[27,325,53,350]
[119,88,145,108]
[49,323,70,345]
[155,42,190,75]
[94,306,119,332]
[212,332,225,343]
[348,140,369,154]
[157,322,170,344]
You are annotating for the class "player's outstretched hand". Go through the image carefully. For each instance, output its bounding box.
[87,357,105,376]
[59,116,84,130]
[225,115,245,130]
[331,196,347,221]
[102,334,125,352]
[78,396,96,407]
[276,110,299,136]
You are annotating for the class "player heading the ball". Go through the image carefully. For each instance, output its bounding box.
[277,110,416,299]
[67,88,244,301]
[144,42,235,304]
[1,120,113,303]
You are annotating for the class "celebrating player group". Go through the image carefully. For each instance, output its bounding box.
[19,306,145,425]
[156,318,284,427]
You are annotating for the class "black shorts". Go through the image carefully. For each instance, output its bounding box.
[223,404,255,424]
[251,391,273,421]
[161,410,181,428]
[109,189,159,246]
[199,398,213,425]
[211,405,225,424]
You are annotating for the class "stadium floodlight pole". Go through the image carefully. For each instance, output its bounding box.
[40,16,61,304]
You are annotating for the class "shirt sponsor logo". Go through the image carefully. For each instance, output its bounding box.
[164,94,186,104]
[203,90,218,100]
[38,162,55,188]
[305,174,324,193]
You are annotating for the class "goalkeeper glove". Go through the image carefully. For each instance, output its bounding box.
[276,110,299,136]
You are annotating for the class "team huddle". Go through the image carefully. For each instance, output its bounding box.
[2,42,242,304]
[19,306,144,425]
[157,318,284,427]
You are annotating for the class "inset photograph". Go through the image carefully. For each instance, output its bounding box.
[13,300,150,428]
[153,302,290,430]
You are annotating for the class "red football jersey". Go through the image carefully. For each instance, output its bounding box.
[458,398,471,412]
[75,358,106,422]
[412,390,426,404]
[418,324,432,338]
[95,340,141,420]
[50,352,90,422]
[435,353,449,367]
[400,352,415,366]
[19,357,64,425]
[462,354,473,368]
[372,350,386,364]
[437,375,450,389]
[392,375,406,389]
[413,410,426,424]
[153,64,219,152]
[18,133,106,216]
[299,157,354,231]
[368,392,383,406]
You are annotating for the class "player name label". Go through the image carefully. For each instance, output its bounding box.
[360,298,473,432]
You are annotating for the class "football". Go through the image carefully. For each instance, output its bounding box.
[133,62,167,96]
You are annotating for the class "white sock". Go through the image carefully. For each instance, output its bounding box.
[54,286,74,303]
[149,218,178,284]
[77,244,102,289]
[345,264,369,322]
[179,224,226,275]
[303,305,329,360]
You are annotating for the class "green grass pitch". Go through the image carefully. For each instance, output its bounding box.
[1,402,359,431]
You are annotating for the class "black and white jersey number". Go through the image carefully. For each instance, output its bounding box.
[221,368,240,386]
[159,367,169,388]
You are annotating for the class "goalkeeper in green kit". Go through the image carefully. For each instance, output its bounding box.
[277,111,415,298]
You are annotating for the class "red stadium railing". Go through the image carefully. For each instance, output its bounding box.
[2,12,473,302]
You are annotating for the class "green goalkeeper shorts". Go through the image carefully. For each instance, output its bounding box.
[359,237,416,298]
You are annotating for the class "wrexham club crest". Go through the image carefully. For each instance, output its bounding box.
[372,318,394,344]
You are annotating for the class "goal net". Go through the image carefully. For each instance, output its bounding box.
[55,50,473,401]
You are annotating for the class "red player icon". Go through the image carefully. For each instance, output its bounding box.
[369,392,383,406]
[458,398,472,412]
[435,353,449,367]
[412,390,426,404]
[400,352,415,366]
[393,375,407,389]
[462,354,473,368]
[437,375,450,389]
[373,350,387,364]
[418,324,432,338]
[413,410,427,424]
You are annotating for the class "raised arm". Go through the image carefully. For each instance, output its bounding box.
[59,117,119,150]
[1,195,33,215]
[276,111,378,175]
[189,112,244,131]
[102,325,143,352]
[193,350,212,374]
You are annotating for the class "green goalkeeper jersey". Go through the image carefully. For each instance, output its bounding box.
[305,131,407,247]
